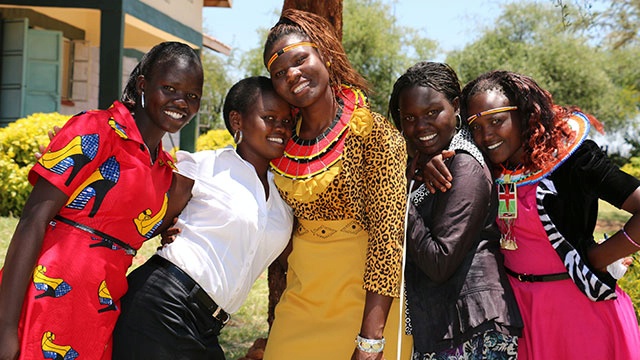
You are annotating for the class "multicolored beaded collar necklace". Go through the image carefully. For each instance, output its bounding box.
[495,112,591,250]
[270,85,366,180]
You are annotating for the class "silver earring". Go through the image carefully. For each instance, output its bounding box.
[233,130,243,145]
[141,91,146,109]
[455,114,462,130]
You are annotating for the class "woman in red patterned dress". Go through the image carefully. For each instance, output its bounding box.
[0,42,203,360]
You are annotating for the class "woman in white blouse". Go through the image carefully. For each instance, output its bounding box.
[111,76,295,360]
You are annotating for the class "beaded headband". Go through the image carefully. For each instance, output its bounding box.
[466,106,518,125]
[266,41,318,71]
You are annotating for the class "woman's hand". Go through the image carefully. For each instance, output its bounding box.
[606,256,633,279]
[159,217,180,248]
[420,150,455,193]
[34,126,61,159]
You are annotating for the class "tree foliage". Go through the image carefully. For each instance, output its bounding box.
[199,49,234,131]
[342,0,436,112]
[447,2,639,131]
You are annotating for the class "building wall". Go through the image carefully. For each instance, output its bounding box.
[140,0,204,34]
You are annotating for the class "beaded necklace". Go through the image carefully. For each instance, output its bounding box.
[270,85,366,180]
[494,112,591,250]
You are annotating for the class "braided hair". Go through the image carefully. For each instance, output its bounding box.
[388,61,461,131]
[222,76,278,134]
[263,9,369,93]
[460,70,594,172]
[121,41,202,110]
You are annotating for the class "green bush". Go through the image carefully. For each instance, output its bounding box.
[196,128,234,151]
[619,253,640,323]
[0,113,70,216]
[0,117,235,216]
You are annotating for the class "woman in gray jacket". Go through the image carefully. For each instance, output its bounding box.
[388,62,522,359]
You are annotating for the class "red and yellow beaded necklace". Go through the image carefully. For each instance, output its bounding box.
[270,85,367,180]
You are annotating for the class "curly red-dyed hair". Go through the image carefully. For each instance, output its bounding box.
[461,70,603,172]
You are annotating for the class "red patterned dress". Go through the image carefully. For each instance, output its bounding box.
[0,101,175,360]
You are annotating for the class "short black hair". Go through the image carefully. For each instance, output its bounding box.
[222,76,277,134]
[388,61,461,130]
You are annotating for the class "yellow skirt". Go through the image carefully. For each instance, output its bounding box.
[263,218,412,359]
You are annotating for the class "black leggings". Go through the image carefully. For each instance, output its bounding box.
[112,258,225,360]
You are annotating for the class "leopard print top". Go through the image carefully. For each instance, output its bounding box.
[274,110,407,297]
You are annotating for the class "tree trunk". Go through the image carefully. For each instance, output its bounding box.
[282,0,343,40]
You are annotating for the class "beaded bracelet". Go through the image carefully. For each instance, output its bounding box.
[621,226,640,248]
[355,334,385,353]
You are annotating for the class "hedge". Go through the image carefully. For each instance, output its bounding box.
[0,113,234,217]
[0,113,70,216]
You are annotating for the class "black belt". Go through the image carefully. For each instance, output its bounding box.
[505,266,571,283]
[53,215,137,256]
[149,255,230,326]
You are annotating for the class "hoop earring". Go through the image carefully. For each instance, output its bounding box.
[233,130,243,145]
[326,61,331,68]
[455,114,462,130]
[141,91,146,109]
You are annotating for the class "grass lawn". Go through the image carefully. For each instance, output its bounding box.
[0,199,638,358]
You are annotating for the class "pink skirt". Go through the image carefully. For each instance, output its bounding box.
[502,184,640,360]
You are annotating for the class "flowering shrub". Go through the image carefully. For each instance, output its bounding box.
[0,113,70,216]
[621,157,640,179]
[196,128,234,151]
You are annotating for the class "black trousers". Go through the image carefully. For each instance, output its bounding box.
[112,257,226,360]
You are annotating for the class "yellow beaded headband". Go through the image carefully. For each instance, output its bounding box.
[266,41,318,71]
[466,106,518,125]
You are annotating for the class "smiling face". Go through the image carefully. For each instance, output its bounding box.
[265,34,330,109]
[398,85,458,157]
[234,89,294,166]
[138,57,203,134]
[467,89,524,167]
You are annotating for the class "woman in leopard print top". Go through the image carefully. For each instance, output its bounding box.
[262,9,411,360]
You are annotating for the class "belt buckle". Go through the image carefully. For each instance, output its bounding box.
[517,273,530,282]
[212,306,229,325]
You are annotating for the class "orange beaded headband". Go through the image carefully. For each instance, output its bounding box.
[466,106,518,125]
[266,41,318,71]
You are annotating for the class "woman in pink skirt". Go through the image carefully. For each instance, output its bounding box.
[454,70,640,359]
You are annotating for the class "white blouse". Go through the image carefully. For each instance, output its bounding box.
[157,147,293,313]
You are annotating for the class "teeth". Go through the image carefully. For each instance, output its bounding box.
[487,141,503,150]
[419,133,436,141]
[293,82,308,94]
[165,110,184,120]
[268,137,284,144]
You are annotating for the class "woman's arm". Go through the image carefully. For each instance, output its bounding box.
[0,178,68,360]
[588,187,640,270]
[351,291,392,360]
[153,172,194,238]
[408,154,492,282]
[359,112,407,358]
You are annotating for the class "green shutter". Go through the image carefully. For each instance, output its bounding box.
[0,18,61,126]
[0,18,27,126]
[24,28,62,115]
